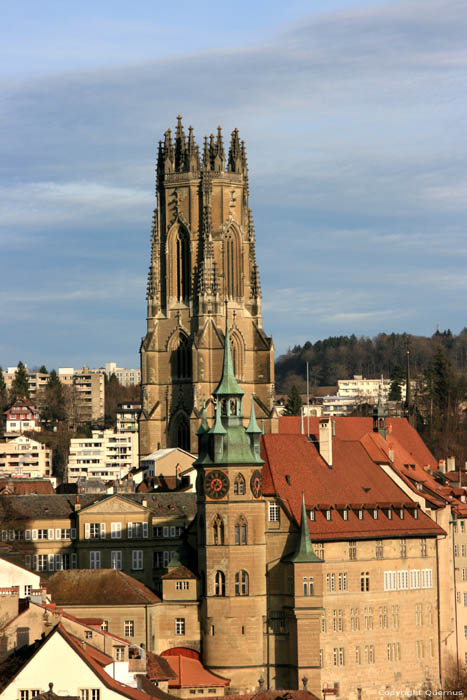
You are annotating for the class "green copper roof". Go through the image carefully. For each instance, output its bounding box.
[285,493,322,564]
[209,398,226,435]
[197,401,209,436]
[213,313,244,398]
[246,394,262,434]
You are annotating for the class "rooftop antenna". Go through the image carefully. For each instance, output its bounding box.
[306,362,310,437]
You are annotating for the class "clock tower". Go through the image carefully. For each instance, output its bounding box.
[194,310,267,693]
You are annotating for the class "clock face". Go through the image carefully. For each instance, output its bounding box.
[250,470,262,498]
[204,470,230,499]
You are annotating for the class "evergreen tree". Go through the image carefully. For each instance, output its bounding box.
[388,365,405,401]
[10,361,29,402]
[41,370,66,427]
[283,385,302,416]
[39,365,47,374]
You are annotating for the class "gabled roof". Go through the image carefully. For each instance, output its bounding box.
[163,654,230,689]
[261,432,444,541]
[46,570,160,605]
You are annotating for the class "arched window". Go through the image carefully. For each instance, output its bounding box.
[234,473,246,495]
[224,228,240,298]
[172,414,190,452]
[230,331,244,380]
[235,570,249,596]
[176,228,190,301]
[235,516,247,545]
[213,515,224,545]
[170,333,192,380]
[215,571,225,596]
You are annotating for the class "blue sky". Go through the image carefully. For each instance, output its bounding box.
[2,0,466,370]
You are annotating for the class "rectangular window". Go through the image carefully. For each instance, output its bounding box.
[326,573,336,592]
[124,620,134,637]
[303,576,314,596]
[338,572,347,591]
[421,568,433,589]
[398,570,409,590]
[90,551,101,569]
[350,608,360,631]
[132,550,143,570]
[38,554,47,572]
[410,569,420,589]
[355,646,361,664]
[111,551,122,570]
[364,607,373,630]
[111,522,122,539]
[37,529,48,540]
[175,618,185,635]
[349,541,357,560]
[268,503,280,522]
[384,571,397,591]
[89,523,100,539]
[115,646,125,660]
[416,603,423,626]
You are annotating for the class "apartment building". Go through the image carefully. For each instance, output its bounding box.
[105,362,141,387]
[116,402,141,434]
[0,435,52,479]
[66,430,139,482]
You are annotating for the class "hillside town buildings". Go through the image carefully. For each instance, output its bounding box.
[1,120,466,698]
[66,429,139,482]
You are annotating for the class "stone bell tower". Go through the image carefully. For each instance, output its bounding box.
[139,117,276,458]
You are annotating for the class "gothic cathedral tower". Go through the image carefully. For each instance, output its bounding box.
[140,117,275,457]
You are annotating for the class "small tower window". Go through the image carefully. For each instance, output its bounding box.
[235,516,247,545]
[234,473,246,495]
[214,570,225,597]
[235,570,249,596]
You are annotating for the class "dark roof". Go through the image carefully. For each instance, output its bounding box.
[0,479,55,495]
[162,565,197,580]
[147,652,177,681]
[0,492,197,522]
[46,570,160,605]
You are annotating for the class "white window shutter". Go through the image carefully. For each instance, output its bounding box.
[55,529,61,540]
[128,522,134,538]
[32,529,38,541]
[48,529,54,540]
[25,530,31,541]
[48,554,54,571]
[71,528,76,539]
[32,554,37,571]
[100,523,106,539]
[25,555,31,568]
[143,523,148,538]
[85,523,90,539]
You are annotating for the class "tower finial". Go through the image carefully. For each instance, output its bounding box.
[212,301,243,399]
[285,492,322,563]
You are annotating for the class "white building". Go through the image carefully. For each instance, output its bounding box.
[0,436,52,479]
[337,374,407,402]
[66,430,138,482]
[105,362,141,387]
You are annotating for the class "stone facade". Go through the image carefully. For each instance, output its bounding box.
[139,117,276,458]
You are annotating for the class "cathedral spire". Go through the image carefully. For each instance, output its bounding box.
[228,128,242,173]
[175,115,187,172]
[187,125,200,171]
[164,128,174,173]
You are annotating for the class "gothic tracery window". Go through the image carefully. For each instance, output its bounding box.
[234,473,246,495]
[224,228,240,299]
[215,570,225,596]
[235,516,247,545]
[172,413,190,451]
[170,333,192,380]
[235,570,249,596]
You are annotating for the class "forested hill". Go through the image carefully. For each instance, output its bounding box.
[275,329,467,393]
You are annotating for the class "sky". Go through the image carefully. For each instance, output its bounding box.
[1,0,466,370]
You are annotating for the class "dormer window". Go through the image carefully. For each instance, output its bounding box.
[387,509,392,520]
[373,509,378,520]
[400,509,404,520]
[414,509,418,520]
[358,510,363,520]
[343,510,348,521]
[326,510,332,521]
[310,510,315,521]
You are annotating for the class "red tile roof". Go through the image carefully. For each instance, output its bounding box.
[261,430,445,540]
[146,652,177,681]
[163,654,230,689]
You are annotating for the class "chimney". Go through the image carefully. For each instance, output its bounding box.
[319,418,333,467]
[75,495,81,511]
[447,456,456,472]
[142,498,148,508]
[438,459,446,474]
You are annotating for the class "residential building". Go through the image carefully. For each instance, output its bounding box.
[67,430,138,482]
[136,448,195,488]
[105,363,141,387]
[116,403,141,434]
[0,435,52,479]
[58,367,105,425]
[4,400,41,433]
[139,117,276,458]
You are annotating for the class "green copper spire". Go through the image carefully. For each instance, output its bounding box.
[197,401,209,436]
[285,493,322,563]
[246,394,262,434]
[210,398,227,435]
[213,304,244,399]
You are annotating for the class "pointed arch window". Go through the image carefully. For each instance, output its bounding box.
[213,515,224,545]
[215,570,225,596]
[171,333,192,380]
[234,473,246,495]
[235,570,249,596]
[224,228,240,299]
[172,414,190,452]
[176,227,190,301]
[230,332,244,380]
[235,516,247,545]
